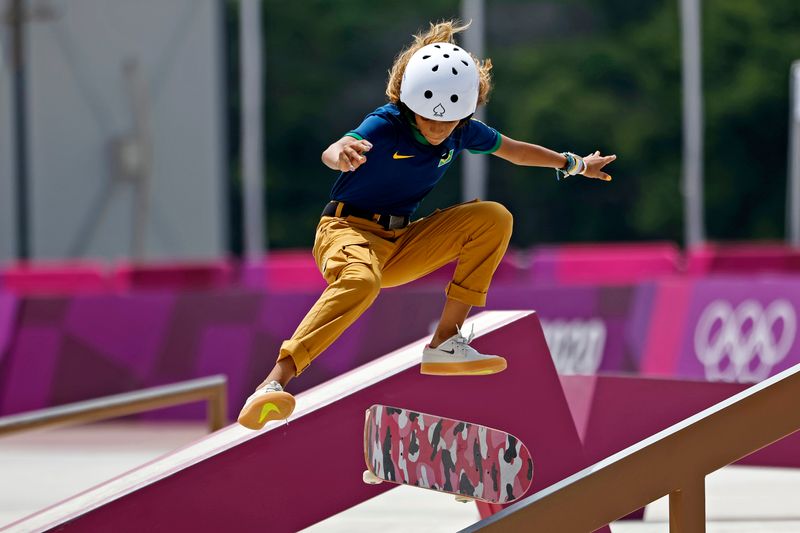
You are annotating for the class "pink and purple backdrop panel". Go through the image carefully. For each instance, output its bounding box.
[0,288,443,418]
[641,277,800,383]
[0,283,651,419]
[0,292,17,366]
[3,274,799,420]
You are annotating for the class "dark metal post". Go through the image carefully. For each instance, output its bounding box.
[680,0,706,247]
[240,0,266,259]
[460,0,487,202]
[788,60,800,247]
[10,0,29,260]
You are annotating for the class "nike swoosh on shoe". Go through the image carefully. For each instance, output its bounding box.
[259,402,281,423]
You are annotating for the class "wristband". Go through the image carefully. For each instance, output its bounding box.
[555,152,585,181]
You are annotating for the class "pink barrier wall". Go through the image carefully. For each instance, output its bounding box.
[4,242,800,295]
[0,262,111,294]
[114,261,233,290]
[561,374,800,469]
[0,260,234,294]
[529,242,681,286]
[687,243,800,275]
[240,251,326,291]
[251,244,683,290]
[559,373,800,521]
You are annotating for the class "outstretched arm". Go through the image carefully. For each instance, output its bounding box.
[493,134,616,181]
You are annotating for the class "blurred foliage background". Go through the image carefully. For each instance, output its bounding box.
[224,0,800,251]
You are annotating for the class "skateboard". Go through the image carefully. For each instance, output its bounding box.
[362,404,533,504]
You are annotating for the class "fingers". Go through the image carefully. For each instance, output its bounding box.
[581,151,616,182]
[339,140,373,171]
[352,140,373,154]
[584,171,612,182]
[585,151,615,162]
[338,150,357,172]
[594,154,616,169]
[344,145,366,165]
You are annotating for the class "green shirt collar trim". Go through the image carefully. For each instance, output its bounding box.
[402,108,431,145]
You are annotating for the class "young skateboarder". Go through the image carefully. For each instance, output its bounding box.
[238,20,615,430]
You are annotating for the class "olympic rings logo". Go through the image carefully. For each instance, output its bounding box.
[542,319,606,375]
[694,299,797,383]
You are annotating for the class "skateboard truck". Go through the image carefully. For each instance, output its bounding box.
[362,469,474,503]
[362,470,383,485]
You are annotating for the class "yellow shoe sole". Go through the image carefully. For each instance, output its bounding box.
[237,391,296,430]
[420,357,507,376]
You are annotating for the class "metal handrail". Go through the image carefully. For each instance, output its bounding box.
[463,362,800,533]
[0,375,227,437]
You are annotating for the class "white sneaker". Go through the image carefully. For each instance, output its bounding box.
[237,380,295,430]
[420,325,507,376]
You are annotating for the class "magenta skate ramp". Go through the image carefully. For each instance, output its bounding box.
[7,311,593,533]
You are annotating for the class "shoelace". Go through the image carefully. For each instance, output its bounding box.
[454,324,475,345]
[263,380,283,393]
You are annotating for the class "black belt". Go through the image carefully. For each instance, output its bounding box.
[322,201,410,230]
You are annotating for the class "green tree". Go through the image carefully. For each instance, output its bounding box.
[487,0,800,245]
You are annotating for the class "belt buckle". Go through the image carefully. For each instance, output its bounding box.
[388,215,405,230]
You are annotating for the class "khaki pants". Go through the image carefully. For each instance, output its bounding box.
[278,200,513,375]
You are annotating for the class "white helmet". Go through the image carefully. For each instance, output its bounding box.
[400,43,479,121]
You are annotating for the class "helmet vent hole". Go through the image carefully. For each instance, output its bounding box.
[452,67,458,75]
[453,47,458,51]
[450,94,459,103]
[424,90,433,99]
[443,54,450,58]
[432,65,439,72]
[423,55,431,59]
[461,60,469,66]
[434,44,441,48]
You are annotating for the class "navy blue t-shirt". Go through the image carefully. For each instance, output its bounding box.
[329,103,501,216]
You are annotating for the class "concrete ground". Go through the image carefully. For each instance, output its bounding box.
[1,423,799,532]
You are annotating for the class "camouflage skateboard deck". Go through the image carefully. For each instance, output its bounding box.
[363,404,533,504]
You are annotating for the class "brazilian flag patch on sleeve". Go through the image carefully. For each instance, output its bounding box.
[438,149,454,168]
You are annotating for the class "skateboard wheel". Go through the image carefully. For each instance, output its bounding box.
[454,495,474,503]
[362,470,383,485]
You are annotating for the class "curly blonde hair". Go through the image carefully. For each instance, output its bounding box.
[386,20,493,110]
